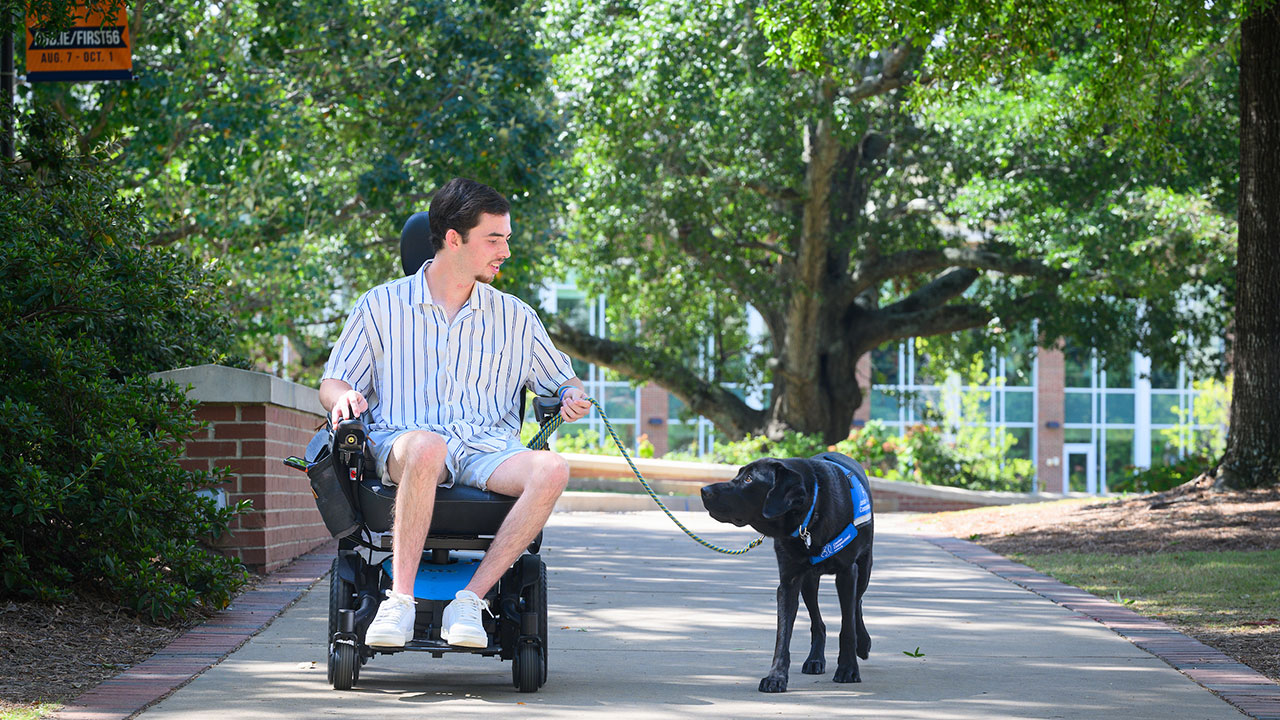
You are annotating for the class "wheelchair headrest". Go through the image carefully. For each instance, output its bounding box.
[400,211,434,276]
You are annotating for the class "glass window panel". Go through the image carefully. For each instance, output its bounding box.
[910,389,943,422]
[610,423,637,450]
[1151,395,1181,425]
[1064,346,1093,388]
[1064,392,1094,424]
[1006,427,1032,460]
[604,386,635,419]
[557,296,592,332]
[666,423,699,455]
[571,358,590,378]
[668,393,688,421]
[1066,449,1091,493]
[870,389,900,420]
[1004,391,1034,423]
[1106,429,1135,480]
[872,345,900,384]
[1105,393,1135,424]
[1102,353,1134,388]
[1064,428,1093,444]
[1002,352,1034,386]
[965,391,994,421]
[1151,435,1180,465]
[1150,359,1180,389]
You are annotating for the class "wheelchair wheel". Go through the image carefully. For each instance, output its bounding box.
[328,557,356,642]
[514,643,542,693]
[511,555,548,692]
[330,641,359,691]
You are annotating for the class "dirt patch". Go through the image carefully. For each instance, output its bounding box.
[913,475,1280,684]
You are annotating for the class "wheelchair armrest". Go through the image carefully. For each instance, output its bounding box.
[531,395,563,425]
[333,416,369,466]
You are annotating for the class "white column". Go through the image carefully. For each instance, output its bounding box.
[1134,353,1152,469]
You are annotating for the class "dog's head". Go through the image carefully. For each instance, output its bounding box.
[701,458,811,536]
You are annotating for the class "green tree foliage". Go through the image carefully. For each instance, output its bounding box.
[542,0,1235,444]
[13,0,561,377]
[0,109,247,620]
[757,0,1280,487]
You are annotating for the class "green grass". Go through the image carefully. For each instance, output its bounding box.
[1016,550,1280,629]
[0,703,62,720]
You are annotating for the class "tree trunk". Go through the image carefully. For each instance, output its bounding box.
[1219,4,1280,489]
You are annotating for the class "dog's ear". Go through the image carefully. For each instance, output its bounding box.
[761,461,807,519]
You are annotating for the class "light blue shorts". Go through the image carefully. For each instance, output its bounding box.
[368,429,528,493]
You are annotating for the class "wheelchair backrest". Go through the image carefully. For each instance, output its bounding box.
[400,211,434,276]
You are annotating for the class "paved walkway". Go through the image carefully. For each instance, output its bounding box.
[59,512,1279,720]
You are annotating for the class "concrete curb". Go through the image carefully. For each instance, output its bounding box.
[920,533,1280,720]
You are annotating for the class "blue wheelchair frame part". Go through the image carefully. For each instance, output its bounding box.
[381,552,485,602]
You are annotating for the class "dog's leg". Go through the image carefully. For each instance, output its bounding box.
[855,550,872,660]
[760,577,801,693]
[833,564,861,683]
[800,572,825,675]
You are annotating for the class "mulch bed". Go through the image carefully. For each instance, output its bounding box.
[0,597,208,710]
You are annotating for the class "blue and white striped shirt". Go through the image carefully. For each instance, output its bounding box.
[322,260,575,457]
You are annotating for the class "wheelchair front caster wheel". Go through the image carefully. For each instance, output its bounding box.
[513,643,543,693]
[331,642,359,690]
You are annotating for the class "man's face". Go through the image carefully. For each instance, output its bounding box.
[459,212,512,284]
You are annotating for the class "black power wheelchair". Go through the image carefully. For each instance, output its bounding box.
[283,212,561,693]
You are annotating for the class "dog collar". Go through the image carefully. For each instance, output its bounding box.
[789,483,820,549]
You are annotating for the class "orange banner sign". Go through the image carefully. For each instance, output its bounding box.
[26,4,133,82]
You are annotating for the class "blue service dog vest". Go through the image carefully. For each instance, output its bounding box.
[791,458,873,564]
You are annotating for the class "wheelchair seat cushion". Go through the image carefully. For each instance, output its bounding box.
[357,477,517,536]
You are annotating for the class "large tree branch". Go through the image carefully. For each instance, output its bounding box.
[545,318,765,439]
[868,302,993,347]
[847,245,1060,300]
[842,42,915,103]
[881,267,980,315]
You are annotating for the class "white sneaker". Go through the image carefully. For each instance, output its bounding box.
[441,590,488,648]
[365,589,417,647]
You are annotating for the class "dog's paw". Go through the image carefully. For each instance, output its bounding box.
[833,665,861,683]
[758,675,788,693]
[857,644,870,661]
[801,657,825,675]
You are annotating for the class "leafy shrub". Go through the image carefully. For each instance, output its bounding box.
[664,417,1032,492]
[0,110,247,620]
[1109,456,1210,494]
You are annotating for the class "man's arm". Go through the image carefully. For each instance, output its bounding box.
[320,378,368,425]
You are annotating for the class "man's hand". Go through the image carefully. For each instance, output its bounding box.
[331,389,368,425]
[559,386,592,423]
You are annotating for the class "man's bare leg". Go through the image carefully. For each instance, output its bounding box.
[464,450,569,597]
[386,430,448,595]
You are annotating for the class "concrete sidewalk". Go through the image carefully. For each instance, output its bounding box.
[125,512,1253,720]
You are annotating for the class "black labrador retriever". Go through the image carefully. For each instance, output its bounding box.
[701,451,873,693]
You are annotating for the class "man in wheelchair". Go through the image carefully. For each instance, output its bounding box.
[319,177,591,650]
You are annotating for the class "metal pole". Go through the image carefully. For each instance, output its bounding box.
[2,26,13,160]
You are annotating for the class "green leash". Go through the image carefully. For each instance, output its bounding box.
[529,397,764,556]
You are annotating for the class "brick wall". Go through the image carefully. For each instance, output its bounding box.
[1036,346,1066,493]
[155,365,330,574]
[637,383,671,456]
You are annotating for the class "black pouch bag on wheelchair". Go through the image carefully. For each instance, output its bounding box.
[306,449,359,538]
[294,420,368,539]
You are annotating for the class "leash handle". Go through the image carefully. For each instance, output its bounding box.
[530,398,763,555]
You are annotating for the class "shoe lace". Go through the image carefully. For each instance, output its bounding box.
[378,589,415,619]
[455,592,489,623]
